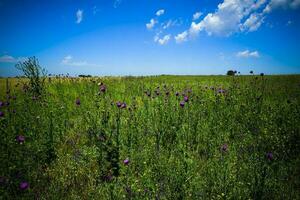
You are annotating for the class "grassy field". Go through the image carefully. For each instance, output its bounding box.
[0,75,300,199]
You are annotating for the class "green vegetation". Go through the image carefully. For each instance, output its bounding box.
[0,74,300,199]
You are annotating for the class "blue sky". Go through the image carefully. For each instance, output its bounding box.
[0,0,300,76]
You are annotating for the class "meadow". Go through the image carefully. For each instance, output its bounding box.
[0,74,300,199]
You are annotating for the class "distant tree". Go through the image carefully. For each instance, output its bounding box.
[250,70,254,74]
[78,74,92,78]
[15,56,46,96]
[226,70,236,76]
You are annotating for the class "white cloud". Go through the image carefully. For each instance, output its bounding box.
[175,31,188,43]
[241,13,264,32]
[193,12,203,20]
[236,50,260,58]
[0,55,26,63]
[93,6,99,15]
[114,0,122,8]
[156,9,165,16]
[61,55,98,67]
[174,0,300,43]
[264,0,300,13]
[146,18,157,30]
[155,34,171,45]
[76,9,83,24]
[162,19,182,29]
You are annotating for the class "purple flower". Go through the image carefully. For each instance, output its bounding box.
[75,98,81,106]
[123,158,130,165]
[175,92,179,97]
[116,101,122,108]
[180,101,185,108]
[221,143,228,153]
[121,103,127,109]
[99,83,107,92]
[0,111,4,118]
[266,152,273,161]
[184,96,189,102]
[217,89,226,94]
[16,135,25,144]
[0,101,4,107]
[19,181,29,190]
[5,101,10,106]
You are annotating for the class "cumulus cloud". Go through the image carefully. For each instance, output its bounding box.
[175,31,188,43]
[154,34,171,45]
[61,55,98,67]
[241,13,264,32]
[236,50,260,58]
[146,18,157,30]
[76,9,83,24]
[193,12,203,20]
[0,55,26,63]
[264,0,300,13]
[156,9,165,16]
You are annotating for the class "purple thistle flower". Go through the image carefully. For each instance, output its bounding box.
[75,98,81,106]
[175,92,179,96]
[180,101,185,108]
[217,89,226,94]
[123,158,130,165]
[266,152,273,161]
[16,135,25,144]
[19,181,29,190]
[0,101,4,107]
[121,103,127,109]
[5,101,10,106]
[0,111,4,118]
[221,143,228,153]
[116,101,122,108]
[184,96,189,102]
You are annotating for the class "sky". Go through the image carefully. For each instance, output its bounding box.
[0,0,300,76]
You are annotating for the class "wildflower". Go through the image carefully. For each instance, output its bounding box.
[0,101,3,107]
[5,101,10,106]
[123,158,130,165]
[0,111,4,118]
[180,101,185,108]
[221,144,228,153]
[175,92,179,97]
[218,89,226,94]
[121,103,127,109]
[99,83,107,92]
[116,101,122,108]
[75,98,81,106]
[266,152,273,161]
[19,181,29,190]
[16,135,25,144]
[184,96,189,102]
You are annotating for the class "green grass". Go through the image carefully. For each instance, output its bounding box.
[0,75,300,199]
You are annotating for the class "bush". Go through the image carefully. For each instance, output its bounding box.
[15,57,46,96]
